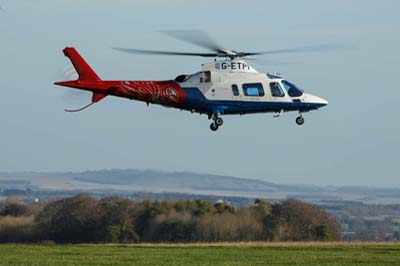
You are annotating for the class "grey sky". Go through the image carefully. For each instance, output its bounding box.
[0,0,399,187]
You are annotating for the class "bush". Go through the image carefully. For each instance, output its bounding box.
[0,196,340,243]
[194,209,264,242]
[264,199,340,241]
[0,215,36,242]
[104,225,121,243]
[0,198,30,217]
[146,210,194,242]
[35,194,100,243]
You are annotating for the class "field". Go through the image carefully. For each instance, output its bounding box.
[0,243,400,266]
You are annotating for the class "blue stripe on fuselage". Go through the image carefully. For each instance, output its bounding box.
[182,87,324,115]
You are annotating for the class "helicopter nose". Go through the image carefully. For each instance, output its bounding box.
[317,96,328,107]
[305,94,328,108]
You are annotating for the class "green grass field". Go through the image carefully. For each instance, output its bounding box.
[0,243,399,266]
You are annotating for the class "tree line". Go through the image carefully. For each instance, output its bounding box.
[0,194,340,243]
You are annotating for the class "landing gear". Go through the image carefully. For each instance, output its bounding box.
[210,123,219,131]
[215,117,224,126]
[209,113,224,131]
[296,115,304,125]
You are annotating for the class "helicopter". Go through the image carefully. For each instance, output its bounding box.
[55,31,333,131]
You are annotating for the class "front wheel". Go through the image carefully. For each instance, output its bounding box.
[210,123,219,131]
[296,116,304,125]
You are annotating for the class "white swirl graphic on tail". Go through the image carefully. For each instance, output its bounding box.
[121,81,179,104]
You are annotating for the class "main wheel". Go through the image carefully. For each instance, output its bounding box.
[296,116,304,125]
[210,123,219,131]
[215,117,224,126]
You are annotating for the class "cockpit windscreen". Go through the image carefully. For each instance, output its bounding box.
[282,80,304,97]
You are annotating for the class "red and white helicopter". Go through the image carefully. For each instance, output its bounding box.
[55,31,333,131]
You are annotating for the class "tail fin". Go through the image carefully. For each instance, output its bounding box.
[62,47,101,81]
[56,47,107,112]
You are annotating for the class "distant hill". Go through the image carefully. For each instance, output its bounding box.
[1,169,400,204]
[68,169,280,192]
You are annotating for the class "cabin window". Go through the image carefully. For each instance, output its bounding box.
[269,82,285,97]
[242,83,264,97]
[232,84,239,96]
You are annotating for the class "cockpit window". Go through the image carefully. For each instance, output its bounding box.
[269,82,285,97]
[282,80,304,97]
[202,71,211,83]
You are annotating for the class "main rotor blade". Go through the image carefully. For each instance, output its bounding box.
[160,30,224,52]
[245,43,354,56]
[113,47,218,57]
[245,57,297,65]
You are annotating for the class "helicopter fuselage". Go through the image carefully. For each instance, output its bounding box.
[55,47,328,131]
[174,59,328,116]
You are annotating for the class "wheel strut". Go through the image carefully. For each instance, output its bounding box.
[209,113,224,131]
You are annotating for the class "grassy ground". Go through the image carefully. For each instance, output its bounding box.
[0,242,399,266]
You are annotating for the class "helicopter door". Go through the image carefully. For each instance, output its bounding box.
[269,82,285,100]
